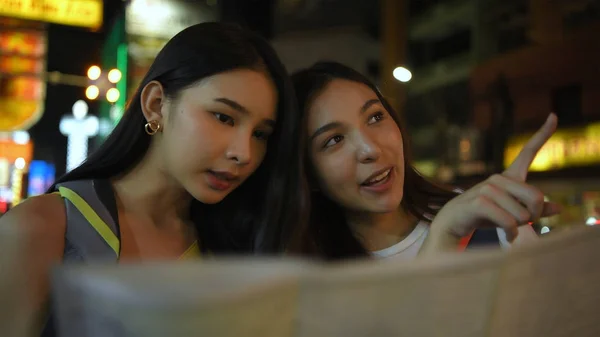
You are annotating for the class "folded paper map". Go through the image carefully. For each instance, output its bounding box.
[50,225,600,337]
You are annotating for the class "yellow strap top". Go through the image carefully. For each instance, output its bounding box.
[179,241,201,260]
[53,190,201,260]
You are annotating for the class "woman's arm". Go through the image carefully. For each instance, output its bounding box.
[0,194,66,333]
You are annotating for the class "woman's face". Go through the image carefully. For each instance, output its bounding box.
[144,69,277,204]
[306,79,405,213]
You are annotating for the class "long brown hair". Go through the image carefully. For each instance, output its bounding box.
[291,61,458,260]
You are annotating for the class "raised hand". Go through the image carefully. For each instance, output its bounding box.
[429,114,561,244]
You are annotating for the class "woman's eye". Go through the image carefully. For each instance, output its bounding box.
[214,112,234,126]
[324,135,344,148]
[253,130,271,141]
[214,113,234,125]
[367,111,385,125]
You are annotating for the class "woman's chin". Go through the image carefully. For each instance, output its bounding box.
[368,191,403,213]
[366,197,403,213]
[188,186,229,205]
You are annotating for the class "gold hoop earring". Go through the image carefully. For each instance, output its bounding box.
[144,120,161,135]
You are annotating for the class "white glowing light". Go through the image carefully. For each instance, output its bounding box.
[393,66,412,83]
[14,158,26,170]
[60,101,99,172]
[12,131,30,145]
[72,100,89,120]
[87,65,101,80]
[108,69,122,83]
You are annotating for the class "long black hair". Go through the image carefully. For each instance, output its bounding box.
[50,22,309,254]
[291,61,457,260]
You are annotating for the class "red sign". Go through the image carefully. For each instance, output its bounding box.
[0,76,43,100]
[0,24,47,131]
[0,56,44,74]
[0,30,46,57]
[0,139,33,162]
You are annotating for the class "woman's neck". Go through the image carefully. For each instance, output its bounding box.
[346,206,419,252]
[111,154,192,227]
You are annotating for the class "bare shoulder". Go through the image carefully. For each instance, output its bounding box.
[0,193,67,325]
[0,193,66,250]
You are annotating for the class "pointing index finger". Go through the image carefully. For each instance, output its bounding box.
[503,113,557,181]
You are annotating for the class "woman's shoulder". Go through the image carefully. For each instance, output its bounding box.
[7,193,65,218]
[0,193,67,244]
[0,193,68,331]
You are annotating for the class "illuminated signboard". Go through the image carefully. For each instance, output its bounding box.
[126,0,215,39]
[0,0,102,29]
[504,122,600,171]
[125,0,217,104]
[0,28,46,131]
[0,139,33,163]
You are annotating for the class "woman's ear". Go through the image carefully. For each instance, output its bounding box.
[140,80,166,123]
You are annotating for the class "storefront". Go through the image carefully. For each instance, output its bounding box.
[0,0,102,30]
[124,0,217,100]
[0,0,103,201]
[0,17,47,132]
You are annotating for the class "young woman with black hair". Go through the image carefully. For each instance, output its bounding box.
[1,22,308,335]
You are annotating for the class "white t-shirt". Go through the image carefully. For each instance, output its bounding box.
[371,221,539,260]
